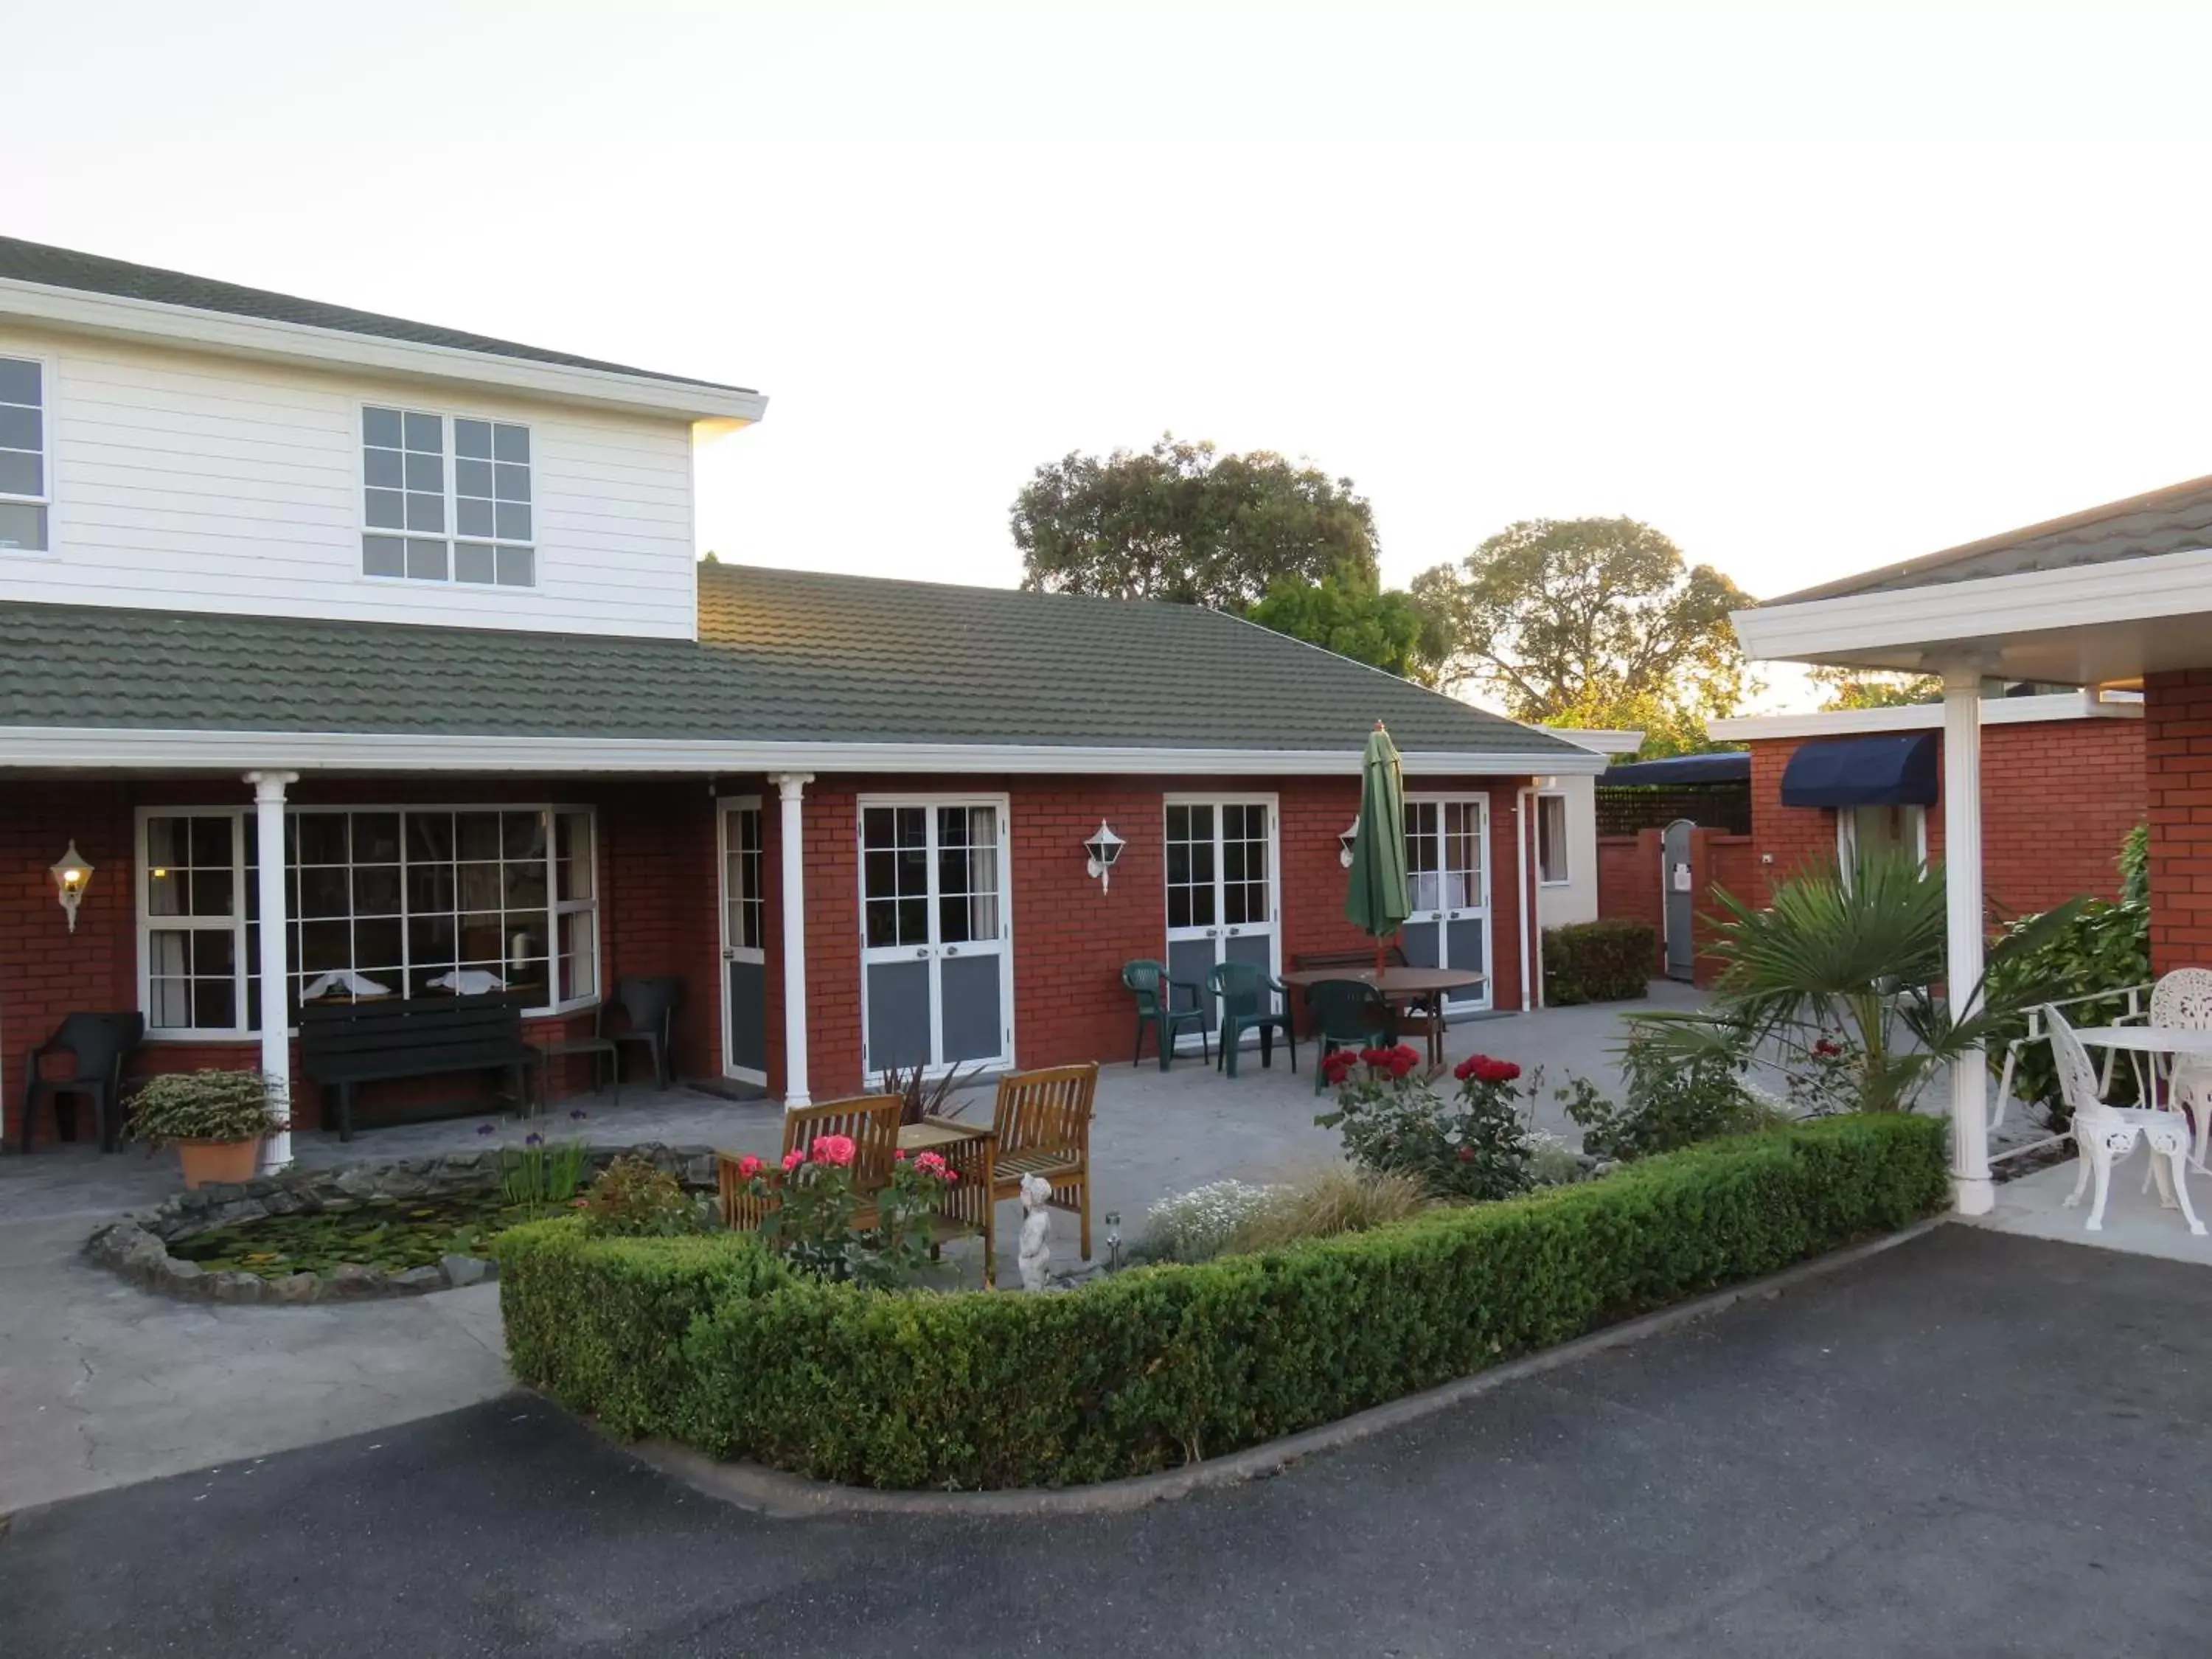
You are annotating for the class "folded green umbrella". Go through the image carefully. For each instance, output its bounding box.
[1345,721,1411,966]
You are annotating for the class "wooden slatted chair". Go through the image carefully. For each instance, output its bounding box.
[717,1093,902,1231]
[963,1061,1100,1261]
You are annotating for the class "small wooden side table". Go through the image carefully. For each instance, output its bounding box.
[900,1118,998,1287]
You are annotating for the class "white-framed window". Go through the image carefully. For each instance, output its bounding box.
[1836,803,1927,876]
[361,405,535,588]
[1535,791,1571,885]
[0,355,49,553]
[138,804,598,1037]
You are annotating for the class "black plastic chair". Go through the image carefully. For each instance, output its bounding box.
[600,976,683,1091]
[18,1012,145,1153]
[1121,959,1210,1070]
[1304,978,1391,1095]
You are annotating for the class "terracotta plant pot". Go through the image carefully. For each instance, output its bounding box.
[175,1137,261,1190]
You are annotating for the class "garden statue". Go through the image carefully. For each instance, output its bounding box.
[1018,1172,1053,1292]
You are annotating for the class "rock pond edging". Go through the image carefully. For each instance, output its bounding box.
[85,1142,722,1305]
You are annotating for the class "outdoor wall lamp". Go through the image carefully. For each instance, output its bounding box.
[50,841,92,933]
[1338,819,1360,869]
[1083,821,1126,891]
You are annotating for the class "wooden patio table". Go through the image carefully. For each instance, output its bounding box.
[897,1119,999,1285]
[2073,1026,2212,1172]
[1279,966,1489,1072]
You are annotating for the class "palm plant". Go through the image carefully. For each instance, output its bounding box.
[1631,851,2087,1114]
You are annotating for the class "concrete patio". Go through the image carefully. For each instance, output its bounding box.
[0,986,1697,1514]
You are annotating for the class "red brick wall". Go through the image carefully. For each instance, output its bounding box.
[1597,834,1660,943]
[2146,673,2212,974]
[786,772,1540,1096]
[3,768,1548,1140]
[0,776,719,1146]
[1745,715,2144,914]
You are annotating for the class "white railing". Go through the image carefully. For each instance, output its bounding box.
[1989,981,2153,1162]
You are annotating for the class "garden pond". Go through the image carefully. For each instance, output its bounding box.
[168,1191,560,1279]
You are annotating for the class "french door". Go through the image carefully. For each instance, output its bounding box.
[1402,795,1491,1013]
[859,796,1012,1079]
[717,799,768,1084]
[1163,797,1279,1048]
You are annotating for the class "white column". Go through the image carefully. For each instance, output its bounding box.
[769,773,814,1109]
[1941,672,1992,1216]
[246,770,298,1172]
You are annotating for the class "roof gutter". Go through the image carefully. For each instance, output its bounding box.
[0,277,768,425]
[0,727,1610,777]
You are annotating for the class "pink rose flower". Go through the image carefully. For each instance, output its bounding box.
[810,1133,857,1168]
[735,1154,765,1180]
[781,1148,804,1173]
[912,1150,950,1179]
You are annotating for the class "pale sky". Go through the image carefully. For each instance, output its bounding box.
[12,1,2212,711]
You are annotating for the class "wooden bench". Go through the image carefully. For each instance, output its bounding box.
[299,994,539,1141]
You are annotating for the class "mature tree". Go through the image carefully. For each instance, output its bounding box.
[1245,568,1449,684]
[1807,665,1942,709]
[1012,434,1379,610]
[1412,517,1754,750]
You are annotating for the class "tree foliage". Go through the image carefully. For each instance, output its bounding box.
[1013,435,1379,610]
[1412,517,1753,750]
[1808,665,1941,709]
[1245,568,1447,682]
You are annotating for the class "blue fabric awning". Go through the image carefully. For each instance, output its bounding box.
[1601,752,1750,787]
[1779,732,1939,807]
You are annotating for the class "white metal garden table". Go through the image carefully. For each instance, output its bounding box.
[2071,1026,2212,1171]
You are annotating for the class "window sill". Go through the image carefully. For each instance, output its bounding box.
[143,998,602,1043]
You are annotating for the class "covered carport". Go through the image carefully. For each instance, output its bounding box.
[1733,470,2212,1215]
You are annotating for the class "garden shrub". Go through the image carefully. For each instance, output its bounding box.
[1222,1164,1433,1254]
[1543,919,1657,1005]
[581,1155,707,1239]
[1317,1045,1534,1200]
[1561,1037,1779,1161]
[1982,888,2149,1127]
[498,1114,1947,1489]
[1141,1180,1279,1263]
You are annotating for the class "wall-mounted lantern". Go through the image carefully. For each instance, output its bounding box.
[50,841,92,933]
[1338,819,1360,869]
[1083,820,1126,891]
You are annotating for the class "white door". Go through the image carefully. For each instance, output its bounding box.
[1402,795,1492,1013]
[1163,797,1280,1048]
[718,799,768,1084]
[858,798,1012,1079]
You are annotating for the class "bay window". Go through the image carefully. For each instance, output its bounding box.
[139,804,599,1037]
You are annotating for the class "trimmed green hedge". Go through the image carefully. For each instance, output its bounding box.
[1543,917,1658,1004]
[498,1114,1947,1490]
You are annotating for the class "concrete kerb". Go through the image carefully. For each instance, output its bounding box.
[618,1213,1952,1519]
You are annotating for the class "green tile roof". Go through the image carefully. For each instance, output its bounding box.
[0,563,1585,759]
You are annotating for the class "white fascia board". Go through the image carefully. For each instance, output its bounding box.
[0,728,1610,777]
[0,279,768,425]
[1540,726,1647,755]
[1709,691,2140,741]
[1731,546,2212,665]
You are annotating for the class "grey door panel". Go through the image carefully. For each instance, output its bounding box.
[1663,820,1696,982]
[1399,919,1441,970]
[726,959,768,1073]
[938,954,1002,1064]
[866,959,932,1073]
[1446,917,1487,1007]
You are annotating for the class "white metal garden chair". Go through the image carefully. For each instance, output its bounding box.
[2150,967,2212,1172]
[2045,1004,2205,1237]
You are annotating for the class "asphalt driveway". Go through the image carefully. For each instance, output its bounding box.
[7,1225,2212,1658]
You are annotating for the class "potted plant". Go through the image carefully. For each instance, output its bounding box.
[125,1069,285,1188]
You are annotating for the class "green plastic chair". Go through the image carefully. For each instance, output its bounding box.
[1121,959,1211,1071]
[1303,978,1390,1094]
[1204,960,1298,1079]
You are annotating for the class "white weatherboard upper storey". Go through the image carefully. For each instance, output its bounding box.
[0,326,703,641]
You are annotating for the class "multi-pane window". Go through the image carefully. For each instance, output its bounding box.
[361,406,535,587]
[1408,801,1484,911]
[1221,803,1269,925]
[861,806,932,948]
[138,806,597,1034]
[935,806,1000,943]
[725,807,764,953]
[1164,804,1217,931]
[1536,793,1570,885]
[0,355,47,552]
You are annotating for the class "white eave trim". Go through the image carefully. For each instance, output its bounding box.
[1710,689,2140,741]
[0,728,1611,777]
[0,277,768,425]
[1541,726,1647,756]
[1733,545,2212,664]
